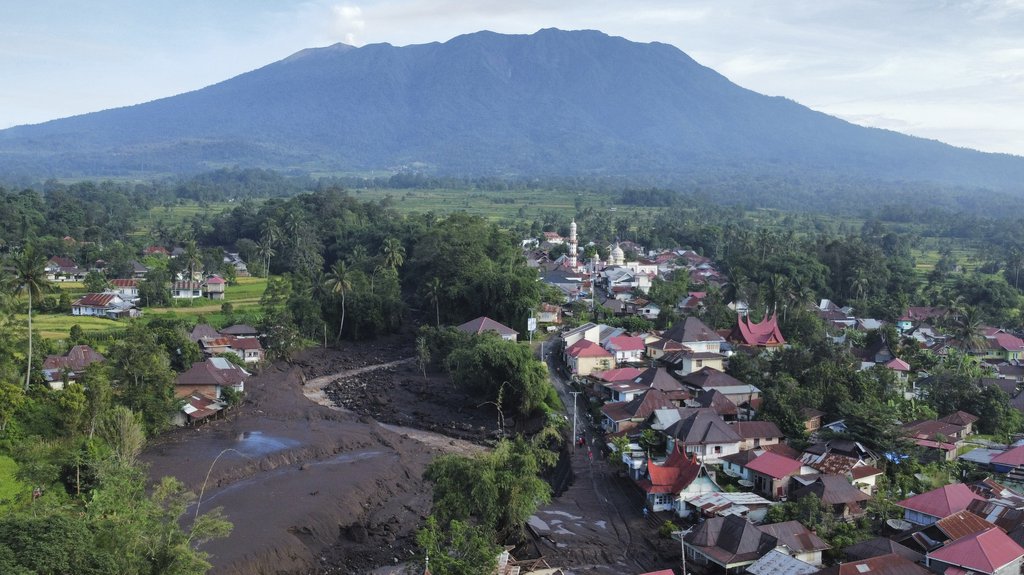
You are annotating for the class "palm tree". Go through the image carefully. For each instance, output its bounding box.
[347,244,368,269]
[424,277,443,327]
[952,305,986,373]
[11,246,51,390]
[381,238,405,270]
[323,261,352,343]
[183,240,201,280]
[256,239,276,277]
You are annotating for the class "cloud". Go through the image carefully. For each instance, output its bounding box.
[330,4,366,45]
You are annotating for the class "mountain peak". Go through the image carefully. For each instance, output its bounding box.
[0,28,1022,191]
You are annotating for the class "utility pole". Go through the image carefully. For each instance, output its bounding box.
[570,391,582,453]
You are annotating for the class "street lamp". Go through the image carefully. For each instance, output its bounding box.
[673,528,693,575]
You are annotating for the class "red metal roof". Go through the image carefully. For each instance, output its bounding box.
[456,316,519,337]
[592,367,645,382]
[72,293,118,307]
[606,335,645,352]
[992,445,1024,467]
[567,339,611,358]
[110,278,138,287]
[746,452,803,479]
[898,484,983,520]
[927,527,1024,572]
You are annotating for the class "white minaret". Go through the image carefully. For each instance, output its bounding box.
[568,219,578,269]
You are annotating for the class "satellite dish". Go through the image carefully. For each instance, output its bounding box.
[737,480,754,488]
[887,519,912,531]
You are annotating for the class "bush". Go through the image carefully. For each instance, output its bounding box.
[659,520,679,539]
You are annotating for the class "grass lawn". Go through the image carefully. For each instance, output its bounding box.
[17,313,127,340]
[132,201,239,237]
[0,456,26,509]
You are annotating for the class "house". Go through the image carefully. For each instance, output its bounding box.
[561,322,600,348]
[45,256,85,281]
[566,339,614,375]
[172,393,226,427]
[925,527,1024,575]
[143,245,170,257]
[939,410,980,436]
[800,440,876,475]
[897,483,984,525]
[664,409,742,464]
[229,337,264,364]
[815,553,930,575]
[604,335,645,363]
[849,465,884,495]
[692,388,738,421]
[639,302,661,320]
[731,421,783,451]
[746,549,818,575]
[190,323,221,342]
[109,279,139,301]
[745,452,809,500]
[71,293,140,319]
[729,313,786,350]
[172,280,203,299]
[661,348,726,376]
[633,367,690,401]
[174,357,249,399]
[456,316,519,342]
[894,509,997,554]
[789,475,870,520]
[802,408,825,433]
[683,515,779,573]
[41,345,105,390]
[220,324,260,338]
[842,537,923,564]
[660,316,725,354]
[757,521,829,566]
[202,275,226,300]
[980,328,1024,361]
[636,446,721,517]
[601,389,675,434]
[537,303,562,325]
[679,367,762,407]
[896,306,947,332]
[990,445,1024,474]
[684,491,774,523]
[130,260,149,278]
[223,252,249,276]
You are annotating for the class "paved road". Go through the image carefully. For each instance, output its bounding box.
[527,334,667,573]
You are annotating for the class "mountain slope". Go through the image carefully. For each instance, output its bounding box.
[1,28,1022,189]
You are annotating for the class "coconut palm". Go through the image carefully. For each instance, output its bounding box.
[381,238,405,270]
[424,277,443,327]
[11,246,51,390]
[256,238,276,277]
[323,261,352,343]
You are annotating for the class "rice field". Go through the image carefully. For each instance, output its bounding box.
[18,276,268,340]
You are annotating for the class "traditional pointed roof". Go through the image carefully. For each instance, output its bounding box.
[730,313,786,347]
[637,445,707,494]
[927,527,1024,573]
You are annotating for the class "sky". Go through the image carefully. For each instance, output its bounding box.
[3,1,1023,156]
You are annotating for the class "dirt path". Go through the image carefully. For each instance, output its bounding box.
[303,357,415,408]
[521,334,672,573]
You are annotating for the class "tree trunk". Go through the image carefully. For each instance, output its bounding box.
[25,299,32,391]
[435,301,440,327]
[337,292,346,344]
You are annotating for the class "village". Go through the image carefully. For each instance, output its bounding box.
[501,219,1024,575]
[13,213,1024,575]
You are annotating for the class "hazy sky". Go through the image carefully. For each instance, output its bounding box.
[3,1,1023,156]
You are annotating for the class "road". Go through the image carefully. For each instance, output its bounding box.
[526,333,671,574]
